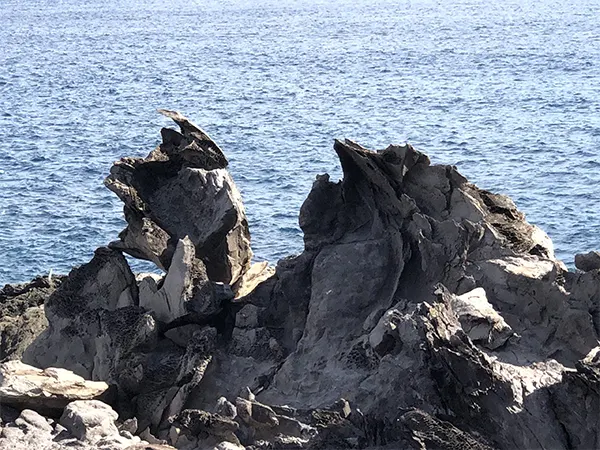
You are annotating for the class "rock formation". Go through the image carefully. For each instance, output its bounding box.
[0,274,64,362]
[104,109,252,286]
[2,112,600,449]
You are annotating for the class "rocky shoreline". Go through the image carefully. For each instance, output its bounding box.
[1,111,599,450]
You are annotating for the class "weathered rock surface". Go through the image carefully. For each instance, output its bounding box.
[104,109,252,286]
[449,286,514,350]
[138,236,217,323]
[0,275,64,361]
[0,360,108,415]
[20,246,217,435]
[7,113,600,449]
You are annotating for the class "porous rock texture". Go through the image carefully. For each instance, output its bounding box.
[0,274,64,362]
[3,112,600,449]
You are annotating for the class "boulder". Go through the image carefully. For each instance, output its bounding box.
[60,400,120,443]
[575,250,600,272]
[0,360,108,415]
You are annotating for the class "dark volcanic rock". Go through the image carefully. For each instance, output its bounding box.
[21,246,216,434]
[104,109,252,286]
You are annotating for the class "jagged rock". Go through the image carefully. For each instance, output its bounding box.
[0,275,64,361]
[233,262,275,300]
[215,397,237,419]
[0,360,108,414]
[550,346,600,449]
[235,397,279,429]
[0,274,64,317]
[575,250,600,272]
[164,324,205,348]
[469,255,599,365]
[1,307,48,363]
[128,326,216,431]
[119,417,138,435]
[448,286,514,350]
[138,236,216,323]
[235,304,260,329]
[368,307,403,355]
[171,409,239,439]
[23,247,142,379]
[105,110,252,286]
[401,409,494,450]
[21,245,217,433]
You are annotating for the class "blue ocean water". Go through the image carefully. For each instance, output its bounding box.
[1,0,599,284]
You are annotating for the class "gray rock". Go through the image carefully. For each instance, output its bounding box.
[215,397,237,419]
[401,408,494,450]
[0,360,108,415]
[105,110,252,286]
[0,307,48,363]
[21,244,216,433]
[138,237,216,324]
[0,275,63,362]
[9,119,600,450]
[235,397,279,429]
[575,250,600,272]
[164,324,205,348]
[0,404,145,450]
[550,346,600,449]
[0,409,57,450]
[449,286,514,350]
[23,247,143,379]
[60,400,119,443]
[171,409,239,438]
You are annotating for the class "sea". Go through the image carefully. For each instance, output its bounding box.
[1,0,599,285]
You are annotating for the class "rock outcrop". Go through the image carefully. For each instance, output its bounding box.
[0,360,108,415]
[104,109,252,286]
[4,112,600,449]
[0,274,64,362]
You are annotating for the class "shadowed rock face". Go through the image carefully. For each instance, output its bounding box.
[6,114,600,449]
